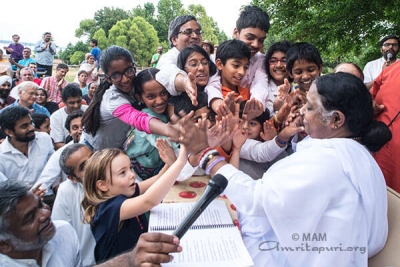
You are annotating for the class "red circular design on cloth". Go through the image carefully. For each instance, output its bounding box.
[233,219,241,230]
[230,204,237,211]
[179,191,197,199]
[189,181,206,188]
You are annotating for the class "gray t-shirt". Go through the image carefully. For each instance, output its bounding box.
[83,85,135,151]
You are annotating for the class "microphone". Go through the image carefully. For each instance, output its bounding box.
[173,174,228,239]
[387,52,393,64]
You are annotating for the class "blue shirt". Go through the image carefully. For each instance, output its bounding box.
[34,40,57,66]
[91,47,101,66]
[91,184,148,263]
[0,101,50,117]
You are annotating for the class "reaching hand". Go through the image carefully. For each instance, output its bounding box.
[184,73,198,106]
[31,183,46,199]
[232,119,248,150]
[243,98,263,121]
[277,78,291,102]
[156,139,177,166]
[260,120,277,141]
[373,100,385,117]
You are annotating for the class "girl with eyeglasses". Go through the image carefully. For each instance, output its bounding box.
[264,41,293,113]
[82,46,178,151]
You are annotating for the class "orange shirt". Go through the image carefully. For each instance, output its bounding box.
[221,85,250,101]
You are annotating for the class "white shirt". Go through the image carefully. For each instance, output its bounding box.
[0,220,82,267]
[156,47,188,96]
[34,141,72,196]
[217,138,387,267]
[239,137,286,163]
[205,52,270,110]
[363,57,400,83]
[52,180,96,266]
[0,132,54,188]
[50,106,87,144]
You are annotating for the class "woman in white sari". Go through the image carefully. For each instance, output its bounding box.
[175,72,392,267]
[74,54,98,84]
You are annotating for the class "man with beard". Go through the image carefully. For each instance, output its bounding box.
[0,180,81,266]
[1,81,50,117]
[0,106,54,188]
[0,75,15,110]
[363,35,399,89]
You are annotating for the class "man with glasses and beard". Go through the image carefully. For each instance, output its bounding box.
[363,35,399,89]
[0,106,54,190]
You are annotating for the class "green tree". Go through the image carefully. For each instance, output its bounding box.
[187,4,218,45]
[156,0,185,44]
[94,7,132,37]
[108,17,159,67]
[251,0,400,68]
[132,2,157,26]
[70,51,86,65]
[92,28,108,50]
[212,21,229,45]
[75,19,97,39]
[75,7,132,39]
[59,41,90,64]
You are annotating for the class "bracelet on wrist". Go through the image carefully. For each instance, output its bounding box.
[276,135,288,146]
[199,150,218,169]
[205,156,225,175]
[197,147,213,166]
[274,114,282,124]
[201,151,219,170]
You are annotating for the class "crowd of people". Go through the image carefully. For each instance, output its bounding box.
[0,4,398,267]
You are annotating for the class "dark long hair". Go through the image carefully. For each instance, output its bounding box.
[82,46,134,136]
[316,73,391,152]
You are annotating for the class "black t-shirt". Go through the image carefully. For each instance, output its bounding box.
[91,184,148,263]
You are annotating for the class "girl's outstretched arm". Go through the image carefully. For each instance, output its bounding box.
[119,145,188,222]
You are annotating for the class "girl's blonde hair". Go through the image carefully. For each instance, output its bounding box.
[82,148,126,224]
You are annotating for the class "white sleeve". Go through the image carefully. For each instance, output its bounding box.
[34,146,64,195]
[50,112,66,143]
[204,73,224,105]
[249,67,270,110]
[156,50,188,96]
[176,161,198,181]
[239,137,286,163]
[51,183,71,223]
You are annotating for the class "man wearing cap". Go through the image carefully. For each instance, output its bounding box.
[363,35,399,89]
[156,15,202,106]
[202,40,214,56]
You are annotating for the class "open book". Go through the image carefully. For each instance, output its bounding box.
[149,200,254,267]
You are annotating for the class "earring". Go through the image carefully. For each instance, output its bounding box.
[334,125,338,129]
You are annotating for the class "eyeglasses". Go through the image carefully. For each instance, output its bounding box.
[186,60,209,68]
[178,29,202,36]
[107,65,136,82]
[269,58,287,65]
[382,43,399,48]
